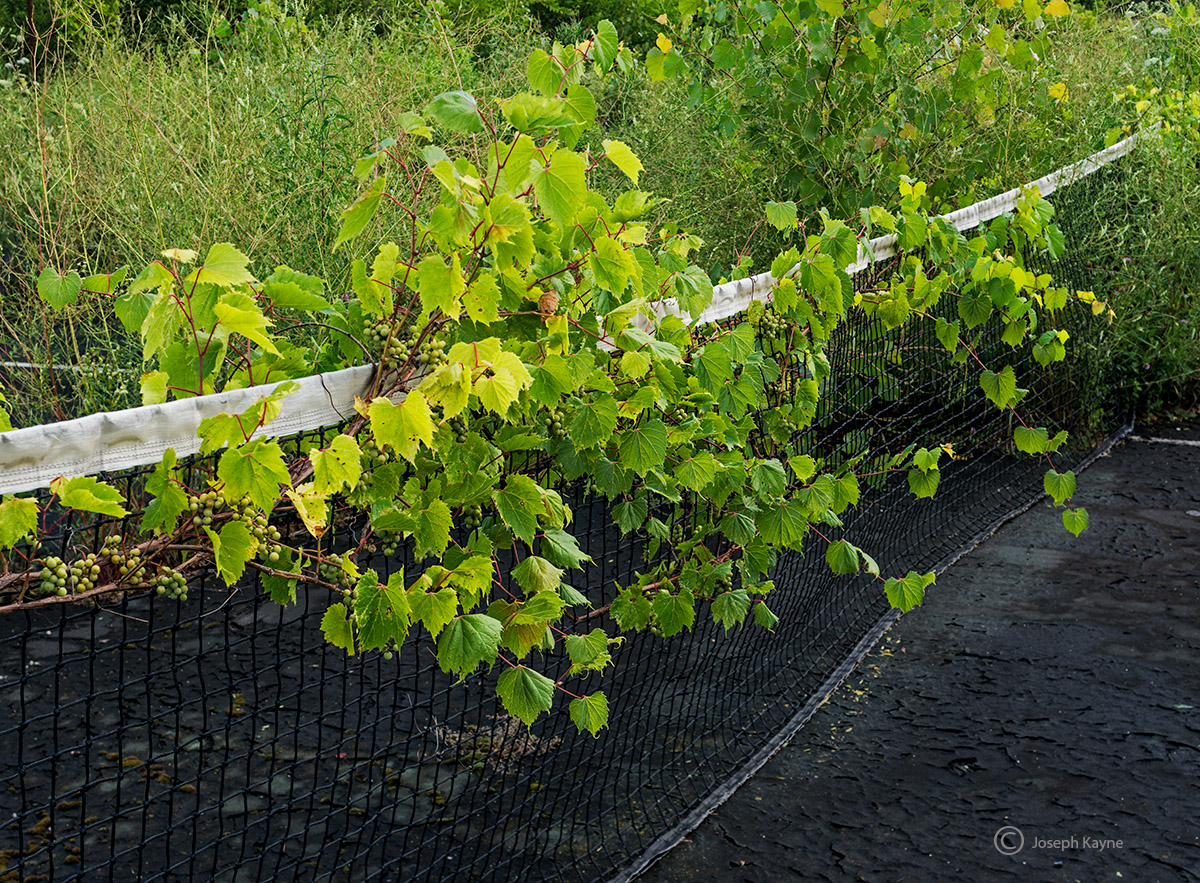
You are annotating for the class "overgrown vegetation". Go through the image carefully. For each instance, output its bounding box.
[2,17,1101,734]
[1,1,1195,423]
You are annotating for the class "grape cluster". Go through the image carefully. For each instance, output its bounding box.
[360,434,391,467]
[154,568,189,601]
[544,408,567,440]
[189,490,223,528]
[229,495,282,544]
[104,536,146,583]
[461,503,484,530]
[757,304,795,340]
[448,415,468,445]
[375,529,400,556]
[318,553,351,586]
[415,334,448,369]
[37,557,70,597]
[713,572,734,592]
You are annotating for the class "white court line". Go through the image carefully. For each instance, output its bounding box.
[1128,434,1200,447]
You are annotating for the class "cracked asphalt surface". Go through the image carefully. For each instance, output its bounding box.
[640,425,1200,882]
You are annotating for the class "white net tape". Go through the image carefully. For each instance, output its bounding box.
[0,133,1142,496]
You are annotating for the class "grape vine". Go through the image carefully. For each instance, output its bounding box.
[0,18,1101,736]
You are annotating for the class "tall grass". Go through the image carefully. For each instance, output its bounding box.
[0,1,1194,424]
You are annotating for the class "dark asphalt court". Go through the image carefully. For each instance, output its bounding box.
[640,424,1200,882]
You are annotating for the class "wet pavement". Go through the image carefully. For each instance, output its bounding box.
[640,428,1200,882]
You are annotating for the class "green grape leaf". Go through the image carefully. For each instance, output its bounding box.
[82,264,129,295]
[369,391,435,462]
[353,570,410,651]
[907,468,940,499]
[718,511,757,547]
[711,589,751,632]
[825,539,861,575]
[311,434,363,496]
[492,474,544,546]
[591,236,637,295]
[935,317,960,353]
[264,266,329,312]
[569,395,619,449]
[204,519,254,587]
[527,48,562,96]
[751,459,788,497]
[115,288,156,335]
[569,691,610,736]
[0,495,38,549]
[517,590,567,624]
[414,498,453,560]
[217,438,291,513]
[424,90,484,134]
[214,290,279,355]
[463,272,501,325]
[321,602,356,654]
[35,267,83,311]
[617,419,667,477]
[752,600,779,630]
[142,448,189,535]
[653,588,696,637]
[419,362,473,418]
[594,19,618,70]
[497,665,555,726]
[755,500,809,549]
[533,149,587,229]
[262,546,297,606]
[612,495,649,533]
[437,613,501,677]
[602,139,643,185]
[187,243,255,288]
[958,285,993,328]
[885,570,935,613]
[980,365,1018,409]
[765,201,798,231]
[512,555,565,595]
[1044,469,1076,506]
[50,476,128,518]
[1062,507,1089,536]
[611,588,652,630]
[408,584,459,638]
[529,355,574,406]
[1014,426,1051,454]
[417,252,466,317]
[334,175,386,251]
[676,452,717,493]
[565,628,613,671]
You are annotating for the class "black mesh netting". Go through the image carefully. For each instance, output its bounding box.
[0,168,1132,882]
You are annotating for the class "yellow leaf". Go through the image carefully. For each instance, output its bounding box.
[1048,82,1069,102]
[161,248,198,263]
[897,122,918,140]
[655,33,673,54]
[1044,0,1070,15]
[286,484,328,538]
[655,13,669,25]
[994,0,1016,6]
